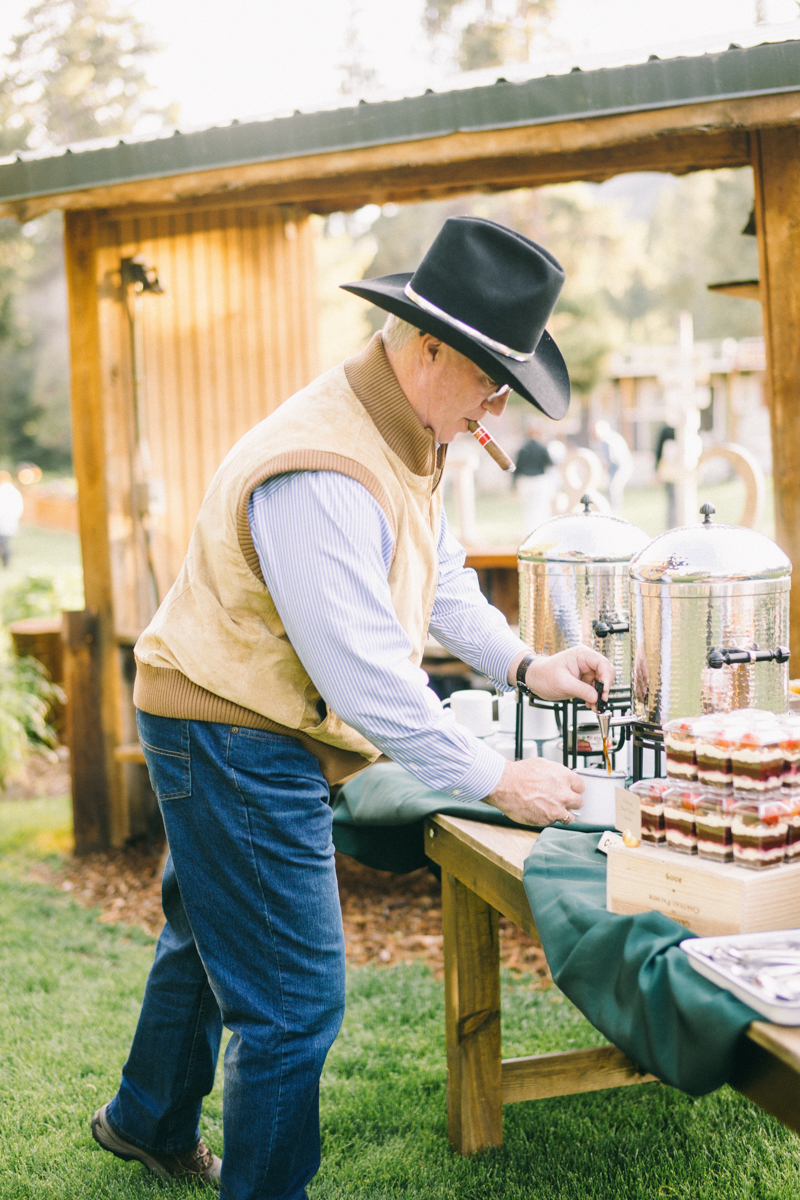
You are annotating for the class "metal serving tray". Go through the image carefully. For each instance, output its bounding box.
[681,930,800,1024]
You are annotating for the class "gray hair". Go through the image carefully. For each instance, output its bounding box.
[382,312,423,352]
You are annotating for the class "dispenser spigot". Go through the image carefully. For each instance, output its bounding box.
[593,679,611,741]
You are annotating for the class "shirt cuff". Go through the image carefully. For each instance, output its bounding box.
[477,628,531,693]
[441,736,507,803]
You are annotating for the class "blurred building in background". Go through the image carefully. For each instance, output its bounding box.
[596,335,769,485]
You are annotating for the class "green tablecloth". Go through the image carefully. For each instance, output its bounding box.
[332,762,607,873]
[523,828,760,1096]
[335,764,761,1097]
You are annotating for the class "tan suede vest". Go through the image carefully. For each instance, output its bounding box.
[134,334,445,785]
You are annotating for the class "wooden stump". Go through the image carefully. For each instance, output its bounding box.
[8,616,65,736]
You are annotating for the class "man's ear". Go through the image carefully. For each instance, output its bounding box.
[421,334,442,364]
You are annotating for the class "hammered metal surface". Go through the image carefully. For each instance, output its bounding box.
[519,560,633,684]
[519,510,650,563]
[629,520,791,584]
[631,578,790,724]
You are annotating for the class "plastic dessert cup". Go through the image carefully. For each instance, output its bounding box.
[731,721,784,802]
[696,791,735,863]
[664,717,698,783]
[780,713,800,803]
[731,797,789,870]
[783,792,800,863]
[694,714,734,792]
[629,779,671,845]
[663,786,704,855]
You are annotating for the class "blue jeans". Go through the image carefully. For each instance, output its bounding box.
[107,713,346,1200]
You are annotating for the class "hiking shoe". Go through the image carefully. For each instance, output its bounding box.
[91,1104,221,1185]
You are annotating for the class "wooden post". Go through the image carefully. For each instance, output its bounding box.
[64,211,126,847]
[752,129,800,673]
[62,610,109,852]
[442,870,503,1154]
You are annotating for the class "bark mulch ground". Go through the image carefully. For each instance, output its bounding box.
[18,755,551,982]
[43,846,550,981]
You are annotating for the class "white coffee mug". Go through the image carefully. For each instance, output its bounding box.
[574,766,627,826]
[482,732,537,761]
[498,693,559,740]
[445,689,494,738]
[541,737,564,762]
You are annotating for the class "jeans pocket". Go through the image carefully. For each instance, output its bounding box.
[138,717,192,801]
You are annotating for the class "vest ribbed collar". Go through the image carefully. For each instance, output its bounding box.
[344,332,446,485]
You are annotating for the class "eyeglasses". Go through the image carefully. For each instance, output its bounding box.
[486,382,511,401]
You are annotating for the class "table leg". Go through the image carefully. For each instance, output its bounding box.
[442,869,502,1153]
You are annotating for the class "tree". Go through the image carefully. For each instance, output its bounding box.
[338,2,378,97]
[424,0,557,73]
[0,0,174,471]
[3,0,174,150]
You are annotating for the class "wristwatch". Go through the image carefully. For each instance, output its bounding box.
[516,653,538,688]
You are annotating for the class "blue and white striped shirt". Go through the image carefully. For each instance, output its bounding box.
[249,471,527,801]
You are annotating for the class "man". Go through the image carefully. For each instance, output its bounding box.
[91,217,614,1200]
[656,423,678,528]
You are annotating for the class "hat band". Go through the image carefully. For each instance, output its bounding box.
[403,283,534,363]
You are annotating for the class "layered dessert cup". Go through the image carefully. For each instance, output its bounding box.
[695,792,735,863]
[780,713,800,804]
[731,797,789,869]
[785,806,800,863]
[693,714,733,792]
[730,720,784,801]
[629,779,671,845]
[664,717,698,783]
[662,786,704,855]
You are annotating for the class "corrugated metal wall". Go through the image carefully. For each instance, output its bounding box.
[95,203,319,637]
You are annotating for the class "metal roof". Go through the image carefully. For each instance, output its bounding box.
[0,37,798,205]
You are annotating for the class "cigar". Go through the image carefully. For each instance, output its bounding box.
[467,420,515,472]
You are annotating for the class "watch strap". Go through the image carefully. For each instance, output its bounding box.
[516,653,537,688]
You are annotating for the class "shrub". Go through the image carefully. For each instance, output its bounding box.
[0,574,63,624]
[0,637,63,787]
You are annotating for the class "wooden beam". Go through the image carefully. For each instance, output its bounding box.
[64,210,127,847]
[82,128,751,223]
[5,91,789,220]
[707,279,761,301]
[752,128,800,674]
[501,1045,657,1103]
[114,742,146,764]
[442,870,503,1153]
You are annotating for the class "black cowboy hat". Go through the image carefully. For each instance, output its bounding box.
[341,215,570,419]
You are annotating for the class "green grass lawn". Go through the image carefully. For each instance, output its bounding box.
[2,798,800,1198]
[0,526,84,613]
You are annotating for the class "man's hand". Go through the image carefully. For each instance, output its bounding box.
[509,644,615,708]
[488,757,585,827]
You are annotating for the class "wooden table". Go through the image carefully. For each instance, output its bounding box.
[424,813,800,1154]
[463,548,519,626]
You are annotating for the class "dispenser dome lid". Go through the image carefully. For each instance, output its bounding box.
[518,496,649,564]
[629,502,791,584]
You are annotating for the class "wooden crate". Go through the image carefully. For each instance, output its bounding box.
[606,842,800,936]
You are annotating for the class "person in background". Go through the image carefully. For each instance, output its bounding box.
[655,424,677,528]
[593,419,633,513]
[514,419,553,534]
[0,470,24,567]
